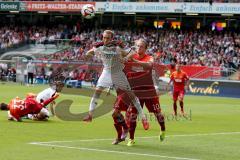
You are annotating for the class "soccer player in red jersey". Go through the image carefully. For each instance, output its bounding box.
[114,39,166,146]
[168,64,189,116]
[0,93,59,122]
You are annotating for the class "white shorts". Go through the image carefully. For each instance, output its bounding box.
[40,108,50,117]
[27,108,49,120]
[96,70,131,91]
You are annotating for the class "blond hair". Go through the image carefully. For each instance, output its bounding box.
[103,30,114,38]
[136,38,148,49]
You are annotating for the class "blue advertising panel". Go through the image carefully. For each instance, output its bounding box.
[188,79,240,98]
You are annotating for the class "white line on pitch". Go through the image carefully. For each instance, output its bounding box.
[32,131,240,144]
[29,142,199,160]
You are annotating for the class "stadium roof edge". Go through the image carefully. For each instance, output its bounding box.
[0,1,240,14]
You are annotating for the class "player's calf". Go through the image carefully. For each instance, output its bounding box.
[112,109,129,144]
[173,100,178,116]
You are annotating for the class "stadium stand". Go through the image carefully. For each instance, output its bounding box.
[13,28,238,69]
[14,0,240,3]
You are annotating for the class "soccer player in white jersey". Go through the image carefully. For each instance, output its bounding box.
[83,30,149,133]
[36,81,64,115]
[26,81,64,119]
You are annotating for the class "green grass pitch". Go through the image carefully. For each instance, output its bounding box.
[0,83,239,160]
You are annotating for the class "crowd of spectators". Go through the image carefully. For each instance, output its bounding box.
[1,26,240,83]
[33,66,99,87]
[156,30,240,69]
[0,25,239,70]
[29,28,239,70]
[0,25,240,69]
[0,64,16,82]
[0,27,27,50]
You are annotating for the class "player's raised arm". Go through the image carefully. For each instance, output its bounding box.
[132,56,153,69]
[85,41,104,60]
[41,93,59,107]
[119,46,136,60]
[85,48,95,60]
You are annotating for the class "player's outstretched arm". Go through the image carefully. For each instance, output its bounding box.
[119,46,137,63]
[132,56,153,69]
[85,48,95,60]
[41,94,59,107]
[121,46,136,57]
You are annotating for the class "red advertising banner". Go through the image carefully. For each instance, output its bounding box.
[181,66,222,79]
[24,1,95,12]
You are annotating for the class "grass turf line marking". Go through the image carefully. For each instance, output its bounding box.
[29,142,199,160]
[32,131,240,144]
[29,132,240,160]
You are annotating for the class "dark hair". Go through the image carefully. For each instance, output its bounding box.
[0,103,9,111]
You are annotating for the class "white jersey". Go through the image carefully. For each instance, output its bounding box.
[94,46,124,73]
[36,87,56,103]
[94,45,131,90]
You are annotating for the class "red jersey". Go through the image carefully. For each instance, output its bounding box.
[170,70,189,91]
[132,53,153,63]
[9,97,43,121]
[125,54,154,87]
[124,53,158,99]
[115,53,160,112]
[125,53,153,78]
[9,95,57,121]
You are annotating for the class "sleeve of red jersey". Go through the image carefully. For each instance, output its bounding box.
[42,94,59,107]
[184,72,190,81]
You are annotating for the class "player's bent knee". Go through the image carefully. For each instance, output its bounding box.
[179,97,184,101]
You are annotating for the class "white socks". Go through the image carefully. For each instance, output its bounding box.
[89,93,100,112]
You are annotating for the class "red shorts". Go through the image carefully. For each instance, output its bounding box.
[114,96,161,113]
[173,90,185,101]
[114,97,129,112]
[140,97,161,113]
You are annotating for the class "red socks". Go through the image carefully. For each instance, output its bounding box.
[155,112,165,131]
[129,113,137,140]
[180,101,184,112]
[113,112,128,139]
[173,101,177,115]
